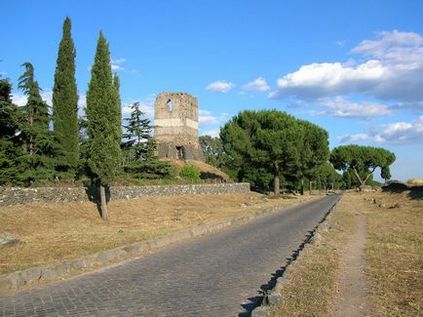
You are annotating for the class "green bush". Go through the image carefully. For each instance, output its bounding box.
[124,160,173,179]
[179,165,201,183]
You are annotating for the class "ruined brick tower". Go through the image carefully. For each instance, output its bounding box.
[154,92,204,161]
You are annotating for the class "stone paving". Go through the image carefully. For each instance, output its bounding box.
[0,194,339,317]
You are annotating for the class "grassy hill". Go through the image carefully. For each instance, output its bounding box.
[163,159,232,183]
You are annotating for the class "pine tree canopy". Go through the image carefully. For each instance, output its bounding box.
[17,63,55,185]
[122,102,154,161]
[220,109,331,194]
[0,79,24,185]
[18,62,49,131]
[330,145,396,187]
[0,79,19,138]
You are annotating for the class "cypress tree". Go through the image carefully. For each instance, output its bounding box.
[112,73,123,173]
[86,32,121,220]
[52,17,79,179]
[113,73,122,147]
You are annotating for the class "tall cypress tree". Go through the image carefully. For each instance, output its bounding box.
[52,17,79,179]
[86,32,121,220]
[113,73,122,156]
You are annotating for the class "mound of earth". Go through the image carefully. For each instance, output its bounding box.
[382,181,423,200]
[163,159,232,183]
[382,181,410,192]
[407,178,423,186]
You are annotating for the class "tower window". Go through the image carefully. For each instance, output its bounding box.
[166,99,173,112]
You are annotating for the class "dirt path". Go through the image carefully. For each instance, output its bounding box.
[332,207,369,317]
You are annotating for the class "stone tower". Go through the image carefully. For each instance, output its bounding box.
[154,92,204,161]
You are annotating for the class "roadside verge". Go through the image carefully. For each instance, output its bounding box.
[251,193,345,317]
[0,197,318,296]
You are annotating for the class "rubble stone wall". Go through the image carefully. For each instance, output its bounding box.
[0,183,250,206]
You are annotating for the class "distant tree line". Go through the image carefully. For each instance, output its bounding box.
[200,110,395,193]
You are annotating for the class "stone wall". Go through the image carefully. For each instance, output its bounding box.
[0,183,250,206]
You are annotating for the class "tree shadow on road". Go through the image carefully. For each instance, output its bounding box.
[238,229,315,317]
[238,197,340,316]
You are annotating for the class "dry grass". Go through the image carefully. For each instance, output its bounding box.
[269,194,356,317]
[0,192,316,275]
[359,190,423,316]
[269,190,423,316]
[407,178,423,186]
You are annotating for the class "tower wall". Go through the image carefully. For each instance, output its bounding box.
[154,92,204,161]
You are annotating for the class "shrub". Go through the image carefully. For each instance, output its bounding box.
[179,165,201,183]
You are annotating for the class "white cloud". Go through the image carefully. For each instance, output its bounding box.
[201,129,220,138]
[352,30,423,61]
[206,80,234,93]
[271,30,423,106]
[243,77,270,92]
[339,133,371,143]
[11,93,27,107]
[315,97,391,118]
[78,93,86,109]
[199,109,219,125]
[121,96,155,118]
[199,109,230,127]
[336,40,346,48]
[271,60,388,99]
[111,58,126,72]
[340,116,423,145]
[13,90,87,119]
[112,58,126,64]
[12,90,53,107]
[41,91,52,106]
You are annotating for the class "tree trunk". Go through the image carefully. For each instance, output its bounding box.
[99,184,108,221]
[352,167,375,190]
[352,167,365,187]
[309,180,312,195]
[273,162,280,196]
[273,174,280,196]
[28,135,33,156]
[300,177,304,195]
[363,172,374,186]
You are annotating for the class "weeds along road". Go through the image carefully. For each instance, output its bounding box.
[0,194,340,317]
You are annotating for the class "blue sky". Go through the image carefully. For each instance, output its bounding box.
[1,0,422,181]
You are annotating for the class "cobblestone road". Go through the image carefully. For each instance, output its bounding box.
[1,194,340,317]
